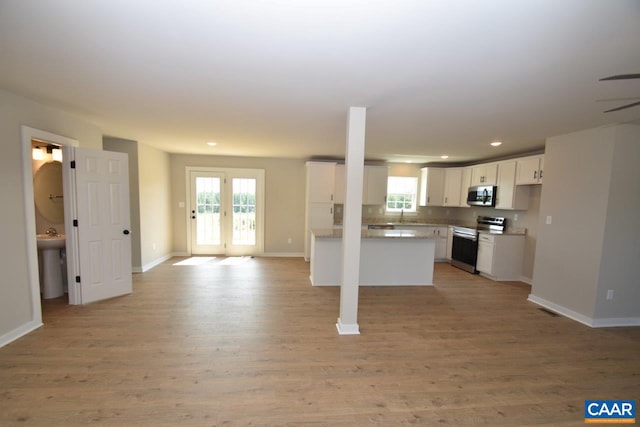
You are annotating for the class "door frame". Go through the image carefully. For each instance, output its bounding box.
[185,166,265,256]
[20,126,80,322]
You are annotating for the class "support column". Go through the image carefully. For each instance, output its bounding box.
[336,106,366,335]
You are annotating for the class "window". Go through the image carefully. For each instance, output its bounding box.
[386,176,418,212]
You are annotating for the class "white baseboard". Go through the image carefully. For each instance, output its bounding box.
[336,318,360,335]
[259,252,304,258]
[519,276,533,285]
[0,320,43,348]
[527,294,640,328]
[591,317,640,327]
[140,254,173,272]
[172,252,189,257]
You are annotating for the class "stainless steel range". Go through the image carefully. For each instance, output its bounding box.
[450,216,506,273]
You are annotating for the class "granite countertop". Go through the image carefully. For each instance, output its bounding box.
[312,228,436,239]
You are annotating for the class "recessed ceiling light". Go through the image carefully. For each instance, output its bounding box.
[440,155,449,159]
[207,141,217,146]
[490,141,502,147]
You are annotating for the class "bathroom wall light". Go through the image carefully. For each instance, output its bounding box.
[32,147,44,160]
[52,148,63,162]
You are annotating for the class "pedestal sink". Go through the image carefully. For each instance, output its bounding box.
[36,234,65,299]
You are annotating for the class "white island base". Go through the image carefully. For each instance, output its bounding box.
[310,229,435,286]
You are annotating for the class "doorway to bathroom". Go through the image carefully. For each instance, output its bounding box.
[21,126,133,322]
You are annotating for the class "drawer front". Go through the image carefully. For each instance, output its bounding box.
[479,234,495,244]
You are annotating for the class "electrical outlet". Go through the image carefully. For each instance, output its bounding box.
[514,213,518,221]
[367,207,372,214]
[152,243,156,251]
[606,289,614,300]
[546,215,552,225]
[287,238,292,244]
[178,201,185,208]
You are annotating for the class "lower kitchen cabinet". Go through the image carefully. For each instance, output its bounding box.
[476,233,525,281]
[395,225,448,261]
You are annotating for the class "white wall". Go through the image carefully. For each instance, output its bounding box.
[0,89,102,344]
[531,124,640,325]
[138,143,172,268]
[593,125,640,320]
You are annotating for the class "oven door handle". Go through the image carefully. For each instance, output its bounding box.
[453,231,478,241]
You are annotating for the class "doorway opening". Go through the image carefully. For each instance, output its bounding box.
[21,126,79,326]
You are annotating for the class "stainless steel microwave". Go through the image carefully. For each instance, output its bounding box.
[467,185,497,207]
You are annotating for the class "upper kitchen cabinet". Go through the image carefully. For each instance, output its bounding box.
[334,164,388,205]
[459,167,473,207]
[516,155,544,185]
[495,161,530,210]
[363,165,388,205]
[443,167,463,207]
[419,167,445,206]
[470,163,498,186]
[306,161,336,203]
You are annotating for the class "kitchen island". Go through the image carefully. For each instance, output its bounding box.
[310,228,436,286]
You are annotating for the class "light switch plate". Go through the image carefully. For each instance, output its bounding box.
[546,215,552,225]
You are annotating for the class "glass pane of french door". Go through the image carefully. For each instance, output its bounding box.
[231,178,257,246]
[191,172,224,254]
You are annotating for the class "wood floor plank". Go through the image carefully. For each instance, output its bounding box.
[1,257,639,426]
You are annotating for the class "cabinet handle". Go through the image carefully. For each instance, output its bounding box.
[331,194,333,201]
[330,207,333,214]
[427,196,430,203]
[539,170,543,180]
[534,170,537,180]
[444,197,448,204]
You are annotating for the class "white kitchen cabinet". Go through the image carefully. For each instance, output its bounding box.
[470,163,498,186]
[363,165,388,205]
[307,161,336,203]
[459,167,473,207]
[334,164,388,205]
[419,167,445,206]
[443,168,463,207]
[395,225,447,261]
[446,226,454,260]
[495,161,530,210]
[433,226,448,260]
[516,155,544,185]
[305,161,336,260]
[334,164,345,204]
[475,232,525,281]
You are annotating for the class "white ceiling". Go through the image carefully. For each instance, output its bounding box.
[1,0,639,163]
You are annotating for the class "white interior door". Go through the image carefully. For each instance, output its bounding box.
[75,148,132,304]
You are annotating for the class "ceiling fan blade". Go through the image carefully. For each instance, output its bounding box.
[599,74,640,81]
[603,101,640,113]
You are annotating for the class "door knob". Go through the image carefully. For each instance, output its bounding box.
[123,229,130,235]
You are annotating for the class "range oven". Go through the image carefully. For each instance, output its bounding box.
[450,216,506,274]
[450,226,479,273]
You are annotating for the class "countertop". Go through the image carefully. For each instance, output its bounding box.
[332,220,527,236]
[312,228,436,239]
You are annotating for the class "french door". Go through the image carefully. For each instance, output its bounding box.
[189,168,264,255]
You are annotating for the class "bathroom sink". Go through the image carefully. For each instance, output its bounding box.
[36,234,66,249]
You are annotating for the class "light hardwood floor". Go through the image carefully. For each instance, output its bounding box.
[1,257,639,426]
